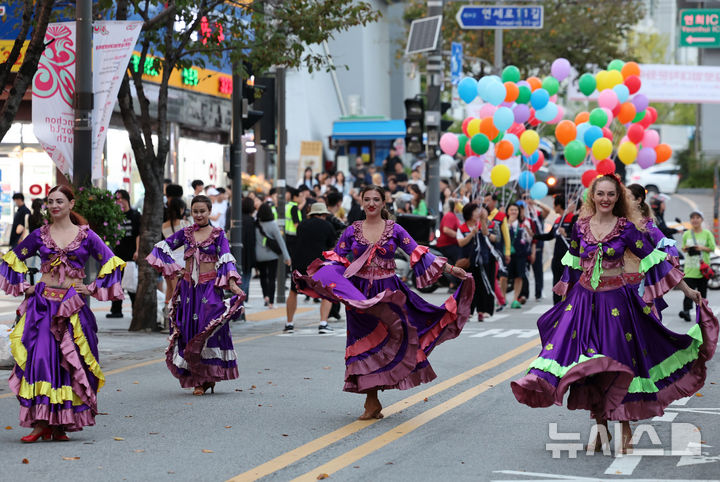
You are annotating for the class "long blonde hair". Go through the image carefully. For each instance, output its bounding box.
[580,174,643,229]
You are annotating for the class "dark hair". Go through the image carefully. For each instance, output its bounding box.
[257,202,275,222]
[484,192,498,201]
[553,194,566,209]
[48,185,88,225]
[462,202,479,222]
[627,183,651,218]
[28,198,45,231]
[507,202,524,222]
[241,197,255,215]
[297,185,310,194]
[303,167,313,179]
[115,189,130,202]
[408,184,423,199]
[191,179,204,189]
[12,192,24,201]
[269,187,277,196]
[191,195,212,211]
[167,197,185,231]
[217,187,226,194]
[166,184,183,198]
[326,191,343,208]
[388,176,397,184]
[360,185,390,220]
[336,171,345,183]
[287,187,299,198]
[163,178,172,185]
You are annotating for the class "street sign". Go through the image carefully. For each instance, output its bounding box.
[451,42,463,85]
[679,9,720,47]
[456,5,543,30]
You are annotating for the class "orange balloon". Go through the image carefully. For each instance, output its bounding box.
[655,143,672,163]
[526,76,542,91]
[617,102,637,124]
[555,120,577,146]
[574,111,590,124]
[480,117,499,140]
[504,82,519,102]
[621,61,641,79]
[495,140,514,160]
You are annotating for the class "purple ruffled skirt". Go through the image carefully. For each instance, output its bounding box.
[512,280,718,421]
[294,263,473,393]
[166,273,243,388]
[8,282,103,431]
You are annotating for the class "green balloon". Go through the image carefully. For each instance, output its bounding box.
[542,76,559,96]
[582,188,588,202]
[633,110,646,123]
[470,133,490,155]
[607,59,625,72]
[458,134,469,153]
[493,131,504,143]
[578,73,596,97]
[564,140,586,166]
[589,108,608,128]
[516,86,531,104]
[502,65,521,83]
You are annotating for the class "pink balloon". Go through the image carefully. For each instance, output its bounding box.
[550,94,558,103]
[642,129,659,149]
[548,105,565,125]
[601,107,614,127]
[439,133,459,156]
[479,103,498,118]
[598,90,619,110]
[464,155,485,177]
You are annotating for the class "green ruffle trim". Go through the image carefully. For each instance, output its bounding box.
[639,248,668,274]
[527,324,704,394]
[561,251,581,270]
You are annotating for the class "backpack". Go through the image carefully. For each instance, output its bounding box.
[257,221,282,255]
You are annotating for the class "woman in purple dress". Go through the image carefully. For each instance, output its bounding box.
[147,195,244,396]
[0,186,126,442]
[511,175,718,454]
[294,185,474,420]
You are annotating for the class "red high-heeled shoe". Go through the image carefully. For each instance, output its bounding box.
[21,427,52,443]
[52,429,70,441]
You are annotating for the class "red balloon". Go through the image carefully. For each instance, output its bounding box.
[645,106,658,124]
[596,158,616,175]
[465,142,473,157]
[639,115,653,129]
[582,169,599,188]
[537,150,545,165]
[624,75,642,95]
[627,124,645,144]
[611,102,622,117]
[602,127,613,140]
[508,122,526,136]
[528,109,540,127]
[462,117,473,137]
[530,159,543,172]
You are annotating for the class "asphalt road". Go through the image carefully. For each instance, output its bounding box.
[0,193,718,482]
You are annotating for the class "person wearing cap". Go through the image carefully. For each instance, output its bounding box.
[285,202,337,334]
[680,210,715,321]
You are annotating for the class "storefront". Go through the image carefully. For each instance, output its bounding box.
[330,118,406,173]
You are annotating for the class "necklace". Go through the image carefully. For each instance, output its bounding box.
[196,222,210,229]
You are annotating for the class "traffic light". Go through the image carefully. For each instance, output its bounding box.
[440,101,453,132]
[404,97,425,154]
[255,76,276,145]
[242,74,264,129]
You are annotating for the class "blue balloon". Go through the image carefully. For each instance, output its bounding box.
[493,107,514,131]
[530,88,550,110]
[484,81,507,106]
[530,181,549,200]
[535,102,558,122]
[518,171,536,190]
[583,125,603,148]
[477,76,501,100]
[504,133,520,154]
[575,122,590,143]
[613,84,630,103]
[458,77,478,104]
[523,151,539,165]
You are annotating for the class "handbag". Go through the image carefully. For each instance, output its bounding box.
[690,231,714,280]
[121,261,138,293]
[257,222,282,255]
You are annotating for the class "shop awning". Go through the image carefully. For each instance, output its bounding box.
[331,119,406,141]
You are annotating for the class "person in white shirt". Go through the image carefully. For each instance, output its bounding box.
[208,187,228,229]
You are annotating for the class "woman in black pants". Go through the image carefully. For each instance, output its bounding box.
[255,203,291,309]
[458,203,495,322]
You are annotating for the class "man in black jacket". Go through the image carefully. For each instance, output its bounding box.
[108,190,141,318]
[10,193,31,248]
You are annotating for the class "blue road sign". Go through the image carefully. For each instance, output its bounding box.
[451,42,463,85]
[456,5,544,30]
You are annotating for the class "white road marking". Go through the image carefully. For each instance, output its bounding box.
[525,304,554,314]
[470,328,538,338]
[652,412,678,422]
[604,455,643,475]
[671,396,692,406]
[470,329,506,338]
[492,469,720,481]
[677,454,720,467]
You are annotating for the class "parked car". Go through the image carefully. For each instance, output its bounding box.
[547,150,594,194]
[626,163,680,193]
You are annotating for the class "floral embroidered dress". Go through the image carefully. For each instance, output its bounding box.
[147,225,243,388]
[0,225,125,431]
[511,217,718,420]
[293,220,474,393]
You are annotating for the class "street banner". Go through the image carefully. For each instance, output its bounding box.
[298,140,323,180]
[32,21,142,181]
[92,21,143,180]
[568,64,720,104]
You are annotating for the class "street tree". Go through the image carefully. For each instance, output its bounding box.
[0,0,55,141]
[403,0,645,76]
[105,0,380,331]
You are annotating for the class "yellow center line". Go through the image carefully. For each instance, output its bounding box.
[290,356,537,482]
[227,338,540,482]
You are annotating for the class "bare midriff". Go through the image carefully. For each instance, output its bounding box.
[39,272,84,290]
[186,259,217,275]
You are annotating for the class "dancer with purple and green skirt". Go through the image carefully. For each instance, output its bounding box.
[511,175,718,454]
[147,195,245,396]
[1,186,126,442]
[294,185,474,420]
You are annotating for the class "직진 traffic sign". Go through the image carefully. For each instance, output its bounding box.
[679,9,720,48]
[456,5,543,30]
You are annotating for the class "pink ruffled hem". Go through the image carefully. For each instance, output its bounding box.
[146,253,183,277]
[552,280,570,297]
[322,250,350,267]
[18,405,95,432]
[410,245,430,267]
[0,274,29,297]
[642,266,685,303]
[215,271,241,290]
[414,256,448,289]
[88,281,125,301]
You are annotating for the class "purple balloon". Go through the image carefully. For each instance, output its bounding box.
[551,58,571,81]
[637,147,657,168]
[464,155,485,177]
[513,104,531,124]
[517,80,530,88]
[632,94,649,113]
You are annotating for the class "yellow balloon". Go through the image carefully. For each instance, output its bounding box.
[618,141,638,165]
[520,130,540,155]
[491,164,511,187]
[595,70,611,91]
[607,70,624,88]
[592,138,613,160]
[467,118,482,137]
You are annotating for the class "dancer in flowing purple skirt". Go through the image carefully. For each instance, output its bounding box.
[511,175,718,454]
[294,185,474,420]
[147,195,244,396]
[0,186,126,442]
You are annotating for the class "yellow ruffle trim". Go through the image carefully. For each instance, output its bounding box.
[16,379,85,406]
[9,314,27,370]
[2,250,28,273]
[96,256,126,279]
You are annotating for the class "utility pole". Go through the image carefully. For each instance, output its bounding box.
[494,29,503,73]
[425,0,444,222]
[73,0,93,188]
[275,67,287,303]
[230,70,244,268]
